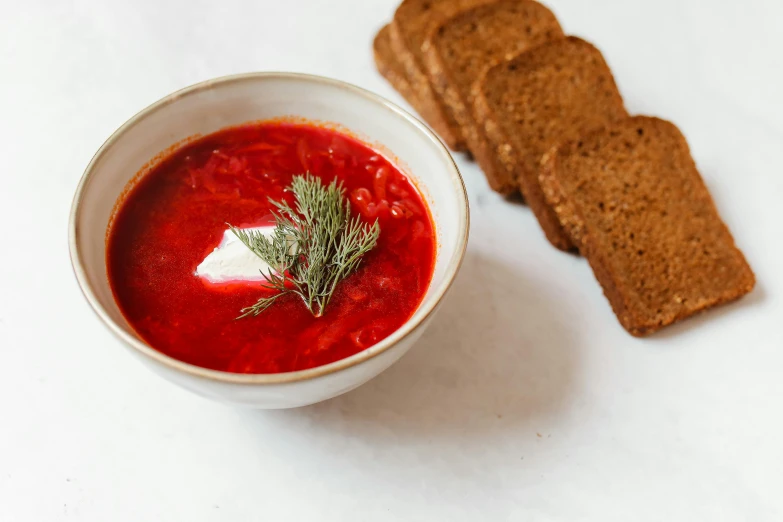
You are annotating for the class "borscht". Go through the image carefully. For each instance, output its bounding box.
[107,122,436,374]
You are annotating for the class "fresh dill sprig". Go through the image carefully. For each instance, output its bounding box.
[229,174,380,318]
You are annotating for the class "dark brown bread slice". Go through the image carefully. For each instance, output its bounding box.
[423,0,564,195]
[472,37,628,250]
[374,25,419,110]
[390,0,496,151]
[539,116,755,336]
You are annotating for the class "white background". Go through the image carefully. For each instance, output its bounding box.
[1,0,782,520]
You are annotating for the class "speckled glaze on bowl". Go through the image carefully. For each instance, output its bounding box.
[69,72,469,409]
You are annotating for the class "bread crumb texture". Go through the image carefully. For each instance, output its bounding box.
[540,116,755,335]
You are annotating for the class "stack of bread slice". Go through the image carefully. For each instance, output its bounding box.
[374,0,754,336]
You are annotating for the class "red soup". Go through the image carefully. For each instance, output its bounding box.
[107,122,436,373]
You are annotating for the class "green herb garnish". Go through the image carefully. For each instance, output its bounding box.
[230,174,380,318]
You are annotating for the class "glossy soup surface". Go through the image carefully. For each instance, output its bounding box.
[107,123,436,373]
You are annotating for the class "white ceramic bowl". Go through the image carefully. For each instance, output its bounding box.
[69,72,469,409]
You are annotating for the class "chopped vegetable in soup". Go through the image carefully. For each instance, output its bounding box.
[107,122,436,373]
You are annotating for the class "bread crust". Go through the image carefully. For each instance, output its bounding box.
[374,25,420,110]
[390,0,497,151]
[422,0,563,194]
[473,37,627,250]
[539,116,756,335]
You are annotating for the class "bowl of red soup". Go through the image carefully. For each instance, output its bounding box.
[69,73,469,408]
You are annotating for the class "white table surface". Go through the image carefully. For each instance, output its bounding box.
[2,0,782,520]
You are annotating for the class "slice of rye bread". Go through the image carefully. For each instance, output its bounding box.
[422,0,564,195]
[390,0,496,152]
[539,116,755,336]
[374,25,419,109]
[472,37,628,250]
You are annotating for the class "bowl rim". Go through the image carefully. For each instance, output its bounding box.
[68,71,469,385]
